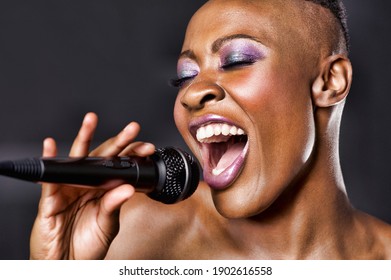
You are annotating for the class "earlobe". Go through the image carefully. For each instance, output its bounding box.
[312,55,353,108]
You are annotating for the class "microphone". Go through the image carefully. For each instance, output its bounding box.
[0,147,200,204]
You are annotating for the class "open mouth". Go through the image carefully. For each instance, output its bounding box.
[194,121,249,189]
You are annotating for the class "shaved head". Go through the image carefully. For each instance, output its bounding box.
[306,0,349,52]
[200,0,349,59]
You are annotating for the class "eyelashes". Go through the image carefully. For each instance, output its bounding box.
[169,76,196,88]
[169,70,199,88]
[170,52,263,88]
[221,53,258,69]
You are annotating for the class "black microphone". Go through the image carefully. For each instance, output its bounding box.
[0,147,200,204]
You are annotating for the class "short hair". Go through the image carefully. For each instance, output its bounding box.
[306,0,350,52]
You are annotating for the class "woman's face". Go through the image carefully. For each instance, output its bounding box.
[173,0,318,218]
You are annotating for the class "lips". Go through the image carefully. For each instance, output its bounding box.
[190,115,249,190]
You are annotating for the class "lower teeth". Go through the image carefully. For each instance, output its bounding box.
[212,168,225,176]
[211,139,247,176]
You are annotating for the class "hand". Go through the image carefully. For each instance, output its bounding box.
[29,112,155,259]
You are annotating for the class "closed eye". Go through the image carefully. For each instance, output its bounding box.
[221,53,258,70]
[221,60,256,70]
[169,76,196,88]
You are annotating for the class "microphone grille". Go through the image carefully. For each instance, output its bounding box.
[149,147,199,204]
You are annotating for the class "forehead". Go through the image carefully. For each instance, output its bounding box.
[182,0,310,54]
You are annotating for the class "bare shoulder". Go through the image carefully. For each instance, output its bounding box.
[355,211,391,259]
[105,182,222,259]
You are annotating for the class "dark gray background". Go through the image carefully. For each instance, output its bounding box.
[0,0,390,259]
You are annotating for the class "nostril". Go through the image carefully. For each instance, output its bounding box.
[200,93,217,105]
[180,82,225,111]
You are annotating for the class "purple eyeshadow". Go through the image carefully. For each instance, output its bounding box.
[220,39,264,66]
[177,60,199,79]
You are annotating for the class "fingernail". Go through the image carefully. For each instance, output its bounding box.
[144,143,155,150]
[124,122,138,132]
[137,143,155,153]
[124,123,132,131]
[83,114,92,125]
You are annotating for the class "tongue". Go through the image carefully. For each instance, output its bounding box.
[214,142,245,174]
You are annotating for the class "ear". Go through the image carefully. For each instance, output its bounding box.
[311,55,353,107]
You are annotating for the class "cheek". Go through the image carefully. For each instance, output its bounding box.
[173,95,186,135]
[225,65,315,165]
[225,64,313,127]
[221,65,294,119]
[173,94,195,149]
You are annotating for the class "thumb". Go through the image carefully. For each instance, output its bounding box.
[97,184,135,237]
[100,184,135,215]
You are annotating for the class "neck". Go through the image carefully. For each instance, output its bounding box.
[231,108,357,259]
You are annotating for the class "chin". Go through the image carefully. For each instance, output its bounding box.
[209,179,277,219]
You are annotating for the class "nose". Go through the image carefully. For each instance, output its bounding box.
[180,82,225,111]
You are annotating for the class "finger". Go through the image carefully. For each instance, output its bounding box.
[40,138,60,199]
[69,112,98,157]
[42,137,57,157]
[118,141,156,157]
[96,184,135,238]
[89,122,141,157]
[100,184,135,214]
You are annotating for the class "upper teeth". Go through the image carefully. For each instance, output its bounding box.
[196,123,245,143]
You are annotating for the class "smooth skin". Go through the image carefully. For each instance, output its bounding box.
[30,0,391,259]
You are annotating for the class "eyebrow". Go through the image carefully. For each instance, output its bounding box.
[178,33,263,60]
[178,49,196,60]
[211,34,262,53]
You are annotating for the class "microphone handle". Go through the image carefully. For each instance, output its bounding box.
[3,156,166,192]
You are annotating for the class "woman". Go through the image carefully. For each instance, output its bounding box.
[30,0,391,259]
